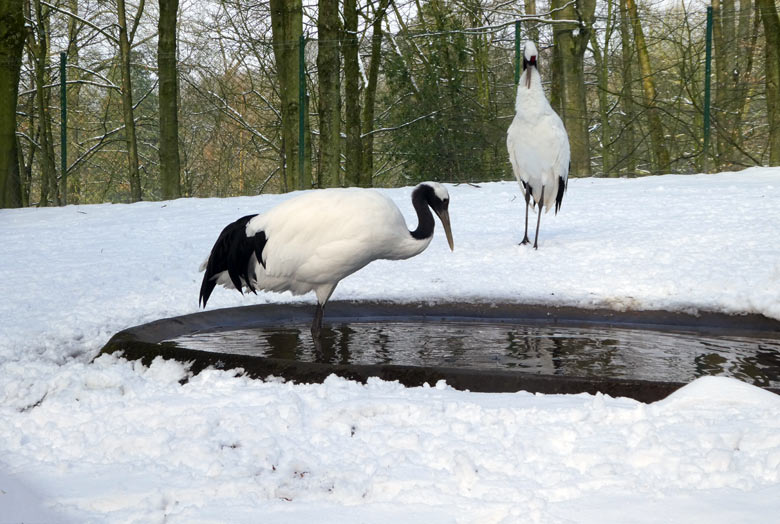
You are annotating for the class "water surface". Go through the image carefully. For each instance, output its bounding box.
[167,321,780,387]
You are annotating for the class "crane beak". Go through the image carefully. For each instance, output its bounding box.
[436,209,455,251]
[525,56,536,89]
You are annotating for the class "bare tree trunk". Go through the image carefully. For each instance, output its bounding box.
[65,0,81,203]
[18,95,36,207]
[158,0,181,199]
[623,0,670,175]
[32,0,58,206]
[712,0,736,168]
[117,0,142,201]
[317,0,340,188]
[523,0,539,43]
[0,0,25,208]
[732,0,760,151]
[758,0,780,165]
[343,0,363,186]
[589,0,615,176]
[551,0,594,177]
[617,0,637,175]
[361,0,390,185]
[270,0,303,191]
[466,0,490,116]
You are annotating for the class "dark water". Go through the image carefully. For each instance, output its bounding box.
[166,321,780,387]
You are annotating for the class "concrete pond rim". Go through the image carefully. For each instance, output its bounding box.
[99,301,780,403]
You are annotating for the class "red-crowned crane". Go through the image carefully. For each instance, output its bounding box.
[199,182,454,338]
[507,41,570,249]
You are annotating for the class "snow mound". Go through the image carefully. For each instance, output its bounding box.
[655,376,780,410]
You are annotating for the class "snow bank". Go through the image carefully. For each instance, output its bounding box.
[1,169,780,522]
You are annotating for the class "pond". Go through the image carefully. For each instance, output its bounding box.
[165,319,780,388]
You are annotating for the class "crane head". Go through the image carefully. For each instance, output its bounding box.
[522,41,538,89]
[419,182,455,251]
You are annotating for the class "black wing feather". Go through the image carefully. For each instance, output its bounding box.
[554,175,567,214]
[199,214,268,307]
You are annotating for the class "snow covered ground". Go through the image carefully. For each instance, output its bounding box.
[1,168,779,523]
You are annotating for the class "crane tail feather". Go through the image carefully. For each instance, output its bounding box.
[199,214,268,308]
[554,175,566,215]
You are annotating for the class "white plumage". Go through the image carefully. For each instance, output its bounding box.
[507,41,570,248]
[199,182,454,337]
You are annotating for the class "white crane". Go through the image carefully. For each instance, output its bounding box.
[507,41,570,249]
[199,182,454,338]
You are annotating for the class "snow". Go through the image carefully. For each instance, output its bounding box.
[1,168,780,523]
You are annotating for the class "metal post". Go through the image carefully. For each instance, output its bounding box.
[298,35,306,190]
[514,21,521,85]
[703,6,713,173]
[60,52,67,201]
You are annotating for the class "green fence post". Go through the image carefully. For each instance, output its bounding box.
[703,6,713,173]
[298,35,306,190]
[60,52,67,198]
[514,21,521,85]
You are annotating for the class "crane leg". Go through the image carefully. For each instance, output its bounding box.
[311,303,324,339]
[520,188,531,245]
[533,186,545,250]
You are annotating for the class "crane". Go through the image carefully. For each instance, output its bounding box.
[199,182,454,338]
[507,41,570,249]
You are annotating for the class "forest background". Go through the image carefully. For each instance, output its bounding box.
[0,0,778,207]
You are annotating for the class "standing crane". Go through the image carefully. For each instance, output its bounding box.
[199,182,454,338]
[507,41,570,249]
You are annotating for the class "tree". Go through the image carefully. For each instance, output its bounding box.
[158,0,181,199]
[758,0,780,165]
[317,0,340,187]
[381,0,506,185]
[116,0,143,201]
[270,0,306,191]
[711,0,733,167]
[711,0,758,169]
[588,0,616,175]
[0,0,25,208]
[342,0,363,186]
[361,0,390,183]
[65,0,82,204]
[524,0,539,43]
[550,0,595,177]
[623,0,670,175]
[31,0,58,206]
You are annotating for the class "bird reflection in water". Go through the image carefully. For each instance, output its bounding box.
[258,325,359,364]
[168,322,780,387]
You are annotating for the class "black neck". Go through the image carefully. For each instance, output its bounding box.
[410,186,435,241]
